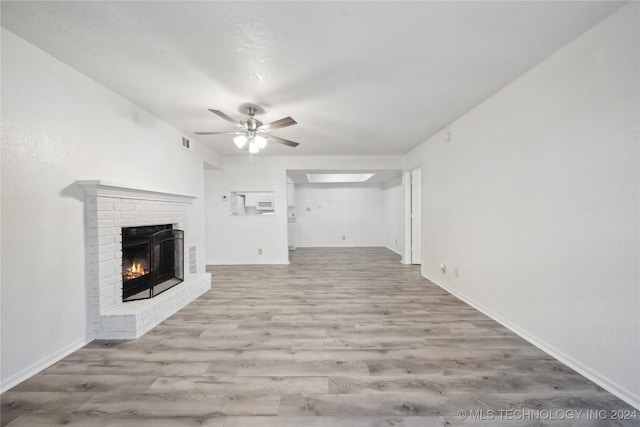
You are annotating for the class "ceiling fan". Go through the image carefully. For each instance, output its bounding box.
[194,106,300,153]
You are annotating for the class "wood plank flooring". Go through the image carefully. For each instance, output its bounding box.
[2,247,637,426]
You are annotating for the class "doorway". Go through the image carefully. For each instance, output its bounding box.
[404,167,422,265]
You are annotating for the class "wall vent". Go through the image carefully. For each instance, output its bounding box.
[182,137,191,150]
[188,246,197,273]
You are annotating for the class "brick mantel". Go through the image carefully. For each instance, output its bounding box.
[77,180,210,340]
[77,180,197,203]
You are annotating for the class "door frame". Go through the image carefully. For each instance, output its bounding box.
[403,167,422,265]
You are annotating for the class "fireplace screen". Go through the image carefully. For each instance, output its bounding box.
[122,224,184,302]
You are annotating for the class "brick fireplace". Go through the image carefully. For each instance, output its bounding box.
[78,180,210,340]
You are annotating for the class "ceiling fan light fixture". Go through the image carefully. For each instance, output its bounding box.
[248,140,260,154]
[233,135,248,148]
[255,135,267,149]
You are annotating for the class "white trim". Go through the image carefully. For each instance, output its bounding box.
[294,245,386,248]
[207,260,291,266]
[402,171,412,264]
[384,245,403,257]
[76,180,197,203]
[422,272,640,411]
[0,336,89,393]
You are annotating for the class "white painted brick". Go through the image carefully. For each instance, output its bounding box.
[100,301,116,312]
[95,196,113,203]
[99,258,120,271]
[98,219,115,228]
[97,251,117,262]
[109,316,132,331]
[136,218,157,226]
[96,252,117,270]
[118,198,141,204]
[114,219,135,227]
[98,235,115,245]
[88,246,100,256]
[103,227,119,236]
[100,280,119,291]
[98,211,121,219]
[115,203,139,211]
[120,211,141,219]
[97,202,114,211]
[135,204,156,211]
[100,317,110,330]
[98,243,116,254]
[98,268,116,279]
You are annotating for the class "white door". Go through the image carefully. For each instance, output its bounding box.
[411,168,422,265]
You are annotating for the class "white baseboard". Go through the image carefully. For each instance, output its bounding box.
[384,245,403,257]
[1,336,89,393]
[423,272,640,411]
[206,259,290,265]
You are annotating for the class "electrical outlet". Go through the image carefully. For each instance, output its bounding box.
[342,235,346,240]
[454,268,459,278]
[258,248,263,255]
[306,207,311,212]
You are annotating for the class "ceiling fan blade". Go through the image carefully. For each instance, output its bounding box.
[208,109,246,129]
[267,135,300,148]
[194,131,243,136]
[257,116,297,132]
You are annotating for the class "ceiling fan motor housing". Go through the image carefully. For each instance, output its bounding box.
[241,117,262,132]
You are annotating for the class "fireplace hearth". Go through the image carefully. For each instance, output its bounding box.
[122,224,184,301]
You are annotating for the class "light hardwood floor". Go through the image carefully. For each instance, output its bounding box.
[2,247,637,426]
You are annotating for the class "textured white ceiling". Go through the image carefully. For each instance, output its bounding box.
[1,1,624,157]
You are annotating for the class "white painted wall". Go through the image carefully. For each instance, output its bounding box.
[0,29,222,391]
[204,157,289,264]
[204,156,403,264]
[383,176,404,255]
[294,183,385,248]
[404,3,639,407]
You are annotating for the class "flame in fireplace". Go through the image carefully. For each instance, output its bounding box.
[123,261,149,280]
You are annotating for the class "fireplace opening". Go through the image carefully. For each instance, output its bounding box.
[122,224,184,302]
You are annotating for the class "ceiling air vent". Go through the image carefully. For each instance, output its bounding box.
[182,137,191,150]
